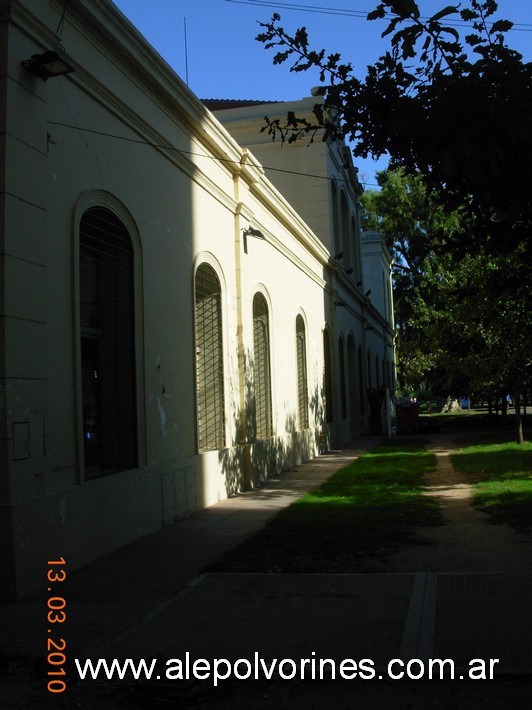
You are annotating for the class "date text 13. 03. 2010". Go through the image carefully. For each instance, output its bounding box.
[46,557,67,694]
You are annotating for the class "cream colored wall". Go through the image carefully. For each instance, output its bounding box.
[1,0,342,599]
[362,231,394,323]
[210,101,334,252]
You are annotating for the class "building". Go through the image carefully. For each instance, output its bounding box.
[205,97,396,440]
[0,0,394,599]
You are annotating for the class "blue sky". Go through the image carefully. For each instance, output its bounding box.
[111,0,532,184]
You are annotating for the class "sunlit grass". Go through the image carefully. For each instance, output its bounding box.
[207,440,442,573]
[451,442,532,531]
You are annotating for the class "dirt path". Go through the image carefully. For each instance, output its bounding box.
[383,432,532,573]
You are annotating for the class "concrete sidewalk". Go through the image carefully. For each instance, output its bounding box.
[0,440,377,659]
[2,436,531,691]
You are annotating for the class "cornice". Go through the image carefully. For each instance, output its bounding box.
[12,0,355,295]
[57,0,246,172]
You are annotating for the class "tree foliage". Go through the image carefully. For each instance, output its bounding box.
[360,169,465,394]
[257,0,532,256]
[257,1,531,439]
[362,169,531,440]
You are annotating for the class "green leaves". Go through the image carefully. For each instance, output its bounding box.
[255,0,532,271]
[359,164,531,400]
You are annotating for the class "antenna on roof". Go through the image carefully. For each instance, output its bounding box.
[184,17,190,87]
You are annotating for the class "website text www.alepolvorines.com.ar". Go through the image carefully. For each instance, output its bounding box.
[74,654,500,685]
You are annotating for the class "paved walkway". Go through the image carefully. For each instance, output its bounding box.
[385,435,532,573]
[1,434,531,709]
[0,440,376,660]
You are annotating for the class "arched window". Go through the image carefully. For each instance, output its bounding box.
[296,315,309,429]
[331,181,340,254]
[351,215,361,281]
[358,345,365,415]
[323,329,333,423]
[253,292,273,439]
[347,334,357,420]
[339,336,347,419]
[195,263,225,451]
[340,190,350,267]
[80,207,137,478]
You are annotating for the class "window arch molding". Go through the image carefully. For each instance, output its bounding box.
[250,283,274,320]
[73,190,145,479]
[249,282,275,389]
[193,252,228,298]
[192,252,229,340]
[74,190,143,264]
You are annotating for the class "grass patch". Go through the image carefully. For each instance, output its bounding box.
[451,441,532,531]
[207,439,442,573]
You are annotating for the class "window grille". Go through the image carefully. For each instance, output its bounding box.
[323,329,333,423]
[296,315,309,429]
[358,345,365,414]
[339,338,347,419]
[340,190,350,268]
[331,182,340,254]
[347,335,357,418]
[195,264,225,451]
[79,207,137,479]
[253,293,273,439]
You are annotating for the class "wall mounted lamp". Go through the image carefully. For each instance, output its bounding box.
[334,251,344,260]
[345,268,353,275]
[21,50,74,80]
[242,226,266,253]
[242,226,265,240]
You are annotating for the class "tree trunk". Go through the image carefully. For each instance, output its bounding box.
[513,393,524,444]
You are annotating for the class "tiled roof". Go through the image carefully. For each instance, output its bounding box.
[202,99,279,111]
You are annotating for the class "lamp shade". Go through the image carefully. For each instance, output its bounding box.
[22,51,74,80]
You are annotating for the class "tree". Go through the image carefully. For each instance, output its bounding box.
[256,0,532,257]
[257,0,531,441]
[362,170,531,441]
[360,168,467,394]
[421,247,531,443]
[361,168,460,391]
